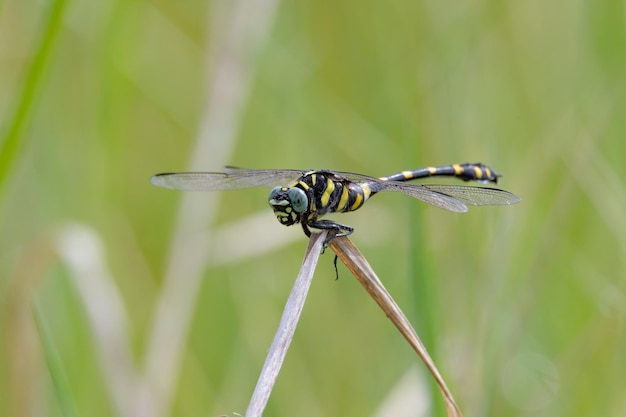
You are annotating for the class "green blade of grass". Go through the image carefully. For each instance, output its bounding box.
[0,0,68,197]
[32,298,78,417]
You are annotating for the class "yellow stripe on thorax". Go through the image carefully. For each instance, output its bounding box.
[473,166,483,179]
[350,183,371,211]
[452,164,463,175]
[337,184,350,210]
[320,178,335,207]
[350,193,363,211]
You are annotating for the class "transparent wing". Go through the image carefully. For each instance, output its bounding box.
[421,184,521,206]
[368,181,469,212]
[368,181,520,212]
[150,167,305,191]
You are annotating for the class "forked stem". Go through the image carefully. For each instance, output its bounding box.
[328,235,463,417]
[245,232,462,417]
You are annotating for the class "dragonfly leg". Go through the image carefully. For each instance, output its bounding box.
[305,220,353,280]
[308,219,353,235]
[307,220,354,245]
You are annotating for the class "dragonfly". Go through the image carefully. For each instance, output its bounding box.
[151,162,521,238]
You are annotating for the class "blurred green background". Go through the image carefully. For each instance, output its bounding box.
[1,0,624,416]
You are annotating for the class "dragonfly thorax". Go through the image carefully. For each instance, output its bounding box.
[268,186,309,226]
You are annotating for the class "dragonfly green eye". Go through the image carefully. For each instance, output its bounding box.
[269,186,283,202]
[287,187,308,213]
[268,186,307,227]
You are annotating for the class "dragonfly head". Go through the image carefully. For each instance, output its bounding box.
[268,186,308,226]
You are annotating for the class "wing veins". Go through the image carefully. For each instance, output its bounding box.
[368,180,520,211]
[150,168,305,191]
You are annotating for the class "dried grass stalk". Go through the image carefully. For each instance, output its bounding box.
[329,235,463,417]
[245,231,328,417]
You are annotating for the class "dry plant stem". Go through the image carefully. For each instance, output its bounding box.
[328,236,463,417]
[245,231,327,417]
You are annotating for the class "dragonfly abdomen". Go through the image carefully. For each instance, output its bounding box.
[380,162,500,184]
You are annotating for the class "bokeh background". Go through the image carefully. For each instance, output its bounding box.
[1,0,624,416]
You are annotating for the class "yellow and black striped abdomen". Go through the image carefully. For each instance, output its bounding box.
[380,162,500,184]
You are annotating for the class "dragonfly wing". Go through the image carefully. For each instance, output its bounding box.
[371,181,469,212]
[421,184,521,206]
[369,181,521,212]
[151,168,305,191]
